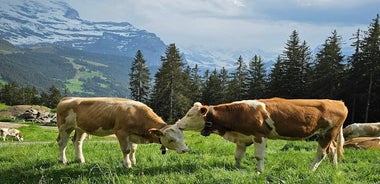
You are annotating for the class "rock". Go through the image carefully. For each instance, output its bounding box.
[0,105,56,125]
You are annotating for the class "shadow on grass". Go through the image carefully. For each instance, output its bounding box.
[0,158,246,183]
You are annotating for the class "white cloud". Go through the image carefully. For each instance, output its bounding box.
[66,0,379,54]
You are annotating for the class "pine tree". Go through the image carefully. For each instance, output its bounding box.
[279,30,312,98]
[0,82,18,105]
[202,69,224,105]
[226,56,249,101]
[218,67,229,103]
[349,14,380,122]
[42,85,61,108]
[247,54,267,99]
[312,30,345,99]
[188,64,202,102]
[150,43,191,122]
[343,29,363,123]
[129,50,151,104]
[268,55,286,97]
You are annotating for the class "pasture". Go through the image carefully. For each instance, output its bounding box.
[0,125,379,184]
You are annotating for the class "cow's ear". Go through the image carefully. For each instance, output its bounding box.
[149,128,164,137]
[200,107,208,116]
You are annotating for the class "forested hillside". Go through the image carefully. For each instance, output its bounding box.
[0,40,133,97]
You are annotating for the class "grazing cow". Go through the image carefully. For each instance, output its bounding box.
[344,137,380,149]
[343,122,380,140]
[177,98,347,172]
[56,97,188,168]
[0,128,24,142]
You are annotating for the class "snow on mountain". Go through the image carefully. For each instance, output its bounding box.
[0,0,166,66]
[181,46,277,71]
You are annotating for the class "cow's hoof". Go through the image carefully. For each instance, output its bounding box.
[255,168,262,174]
[58,160,68,165]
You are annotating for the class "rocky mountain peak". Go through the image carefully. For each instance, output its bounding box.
[0,0,166,66]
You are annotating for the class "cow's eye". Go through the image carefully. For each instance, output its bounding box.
[169,139,175,143]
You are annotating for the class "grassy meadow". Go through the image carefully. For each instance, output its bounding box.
[0,124,379,184]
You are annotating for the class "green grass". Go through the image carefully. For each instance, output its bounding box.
[0,125,379,184]
[0,102,9,109]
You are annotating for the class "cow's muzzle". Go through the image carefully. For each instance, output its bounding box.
[201,121,213,136]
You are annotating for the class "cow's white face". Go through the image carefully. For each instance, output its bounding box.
[177,102,208,131]
[150,124,189,154]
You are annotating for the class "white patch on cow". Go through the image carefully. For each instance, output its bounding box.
[222,131,253,145]
[61,97,78,104]
[265,118,281,138]
[194,102,202,107]
[125,100,145,109]
[254,137,267,172]
[240,100,283,139]
[60,109,77,131]
[239,100,266,110]
[298,120,335,141]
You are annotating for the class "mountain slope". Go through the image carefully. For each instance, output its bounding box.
[0,0,166,66]
[0,39,133,97]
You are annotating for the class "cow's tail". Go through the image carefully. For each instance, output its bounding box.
[337,125,344,159]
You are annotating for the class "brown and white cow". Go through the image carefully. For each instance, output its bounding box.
[56,97,188,168]
[344,137,380,149]
[343,122,380,140]
[0,128,24,142]
[177,98,347,172]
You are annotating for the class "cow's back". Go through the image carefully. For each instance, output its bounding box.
[57,97,147,136]
[258,98,348,139]
[344,122,380,139]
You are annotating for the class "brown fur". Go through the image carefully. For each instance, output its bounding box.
[207,98,347,159]
[343,122,380,140]
[344,137,380,149]
[57,97,165,141]
[56,97,188,168]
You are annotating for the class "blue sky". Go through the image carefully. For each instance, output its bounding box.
[66,0,379,54]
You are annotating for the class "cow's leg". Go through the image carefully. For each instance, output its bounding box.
[254,137,267,173]
[311,143,328,171]
[73,130,87,163]
[116,131,133,168]
[234,143,247,168]
[57,128,74,165]
[328,142,338,166]
[128,143,138,167]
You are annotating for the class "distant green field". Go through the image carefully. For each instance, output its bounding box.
[0,125,379,184]
[64,57,108,94]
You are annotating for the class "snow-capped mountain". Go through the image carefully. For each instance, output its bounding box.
[181,46,277,71]
[0,0,166,66]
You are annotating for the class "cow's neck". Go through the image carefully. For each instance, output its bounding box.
[202,106,230,136]
[131,122,166,144]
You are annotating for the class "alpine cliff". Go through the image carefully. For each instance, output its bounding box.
[0,0,166,67]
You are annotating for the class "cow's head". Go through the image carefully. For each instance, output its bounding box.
[149,124,189,154]
[17,132,24,142]
[177,102,209,131]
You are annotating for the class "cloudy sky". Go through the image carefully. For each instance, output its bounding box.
[66,0,379,54]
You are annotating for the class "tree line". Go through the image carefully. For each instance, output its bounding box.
[130,15,379,124]
[1,15,378,125]
[0,83,64,109]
